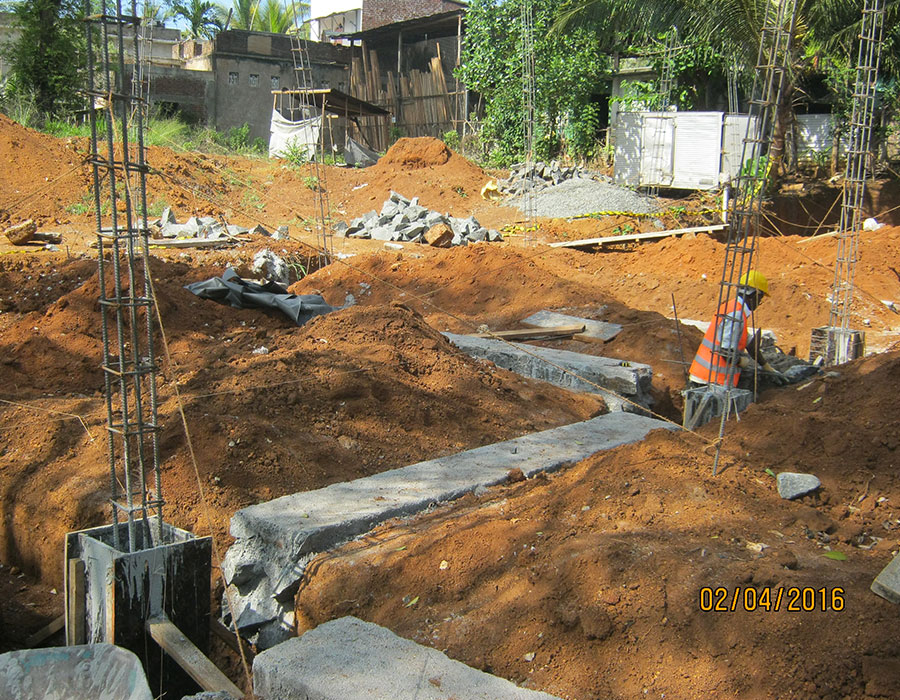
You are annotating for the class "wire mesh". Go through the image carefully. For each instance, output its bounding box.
[86,0,164,551]
[827,0,885,357]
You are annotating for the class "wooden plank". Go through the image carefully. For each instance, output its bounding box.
[548,223,727,249]
[66,558,86,646]
[148,616,243,699]
[472,324,585,340]
[25,614,66,648]
[210,617,255,662]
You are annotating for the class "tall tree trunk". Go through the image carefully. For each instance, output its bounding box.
[766,76,793,192]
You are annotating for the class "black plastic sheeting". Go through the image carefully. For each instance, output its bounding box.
[343,137,380,168]
[185,268,334,326]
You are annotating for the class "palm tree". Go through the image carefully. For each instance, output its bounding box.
[228,0,260,30]
[169,0,225,39]
[255,0,294,33]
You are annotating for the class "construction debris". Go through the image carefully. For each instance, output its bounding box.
[152,209,249,242]
[521,310,623,342]
[337,191,501,245]
[776,472,822,500]
[497,160,594,195]
[185,268,334,325]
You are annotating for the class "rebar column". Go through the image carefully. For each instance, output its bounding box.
[290,4,333,267]
[521,0,536,239]
[86,0,163,550]
[826,0,885,361]
[711,0,798,474]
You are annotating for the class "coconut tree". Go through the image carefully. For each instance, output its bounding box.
[169,0,224,38]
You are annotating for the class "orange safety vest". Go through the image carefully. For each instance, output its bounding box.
[689,297,751,387]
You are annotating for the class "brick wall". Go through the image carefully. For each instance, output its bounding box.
[363,0,464,30]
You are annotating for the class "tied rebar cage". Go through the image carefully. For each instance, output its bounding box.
[826,0,885,358]
[646,27,678,197]
[289,4,333,268]
[521,0,536,240]
[711,0,798,474]
[85,0,164,552]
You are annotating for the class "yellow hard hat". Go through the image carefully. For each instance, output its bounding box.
[739,270,769,296]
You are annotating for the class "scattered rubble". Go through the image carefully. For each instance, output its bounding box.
[496,160,596,195]
[153,208,249,242]
[336,191,501,246]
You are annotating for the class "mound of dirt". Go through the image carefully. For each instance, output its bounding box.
[0,113,92,223]
[296,351,900,700]
[0,255,605,587]
[376,136,451,169]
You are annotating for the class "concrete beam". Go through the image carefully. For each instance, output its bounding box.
[223,412,674,648]
[521,310,623,342]
[444,333,652,412]
[253,617,561,700]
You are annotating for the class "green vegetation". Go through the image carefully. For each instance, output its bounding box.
[2,0,85,117]
[459,0,609,166]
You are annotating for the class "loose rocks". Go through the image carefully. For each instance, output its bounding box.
[339,191,501,246]
[777,472,821,500]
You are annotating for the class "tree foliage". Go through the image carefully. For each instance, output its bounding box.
[459,0,609,165]
[168,0,225,38]
[3,0,85,116]
[227,0,308,33]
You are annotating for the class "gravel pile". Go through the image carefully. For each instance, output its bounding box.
[336,191,502,246]
[507,177,660,219]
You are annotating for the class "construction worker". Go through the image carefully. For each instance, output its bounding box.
[689,270,787,389]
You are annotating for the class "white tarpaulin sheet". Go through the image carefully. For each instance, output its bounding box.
[269,108,321,159]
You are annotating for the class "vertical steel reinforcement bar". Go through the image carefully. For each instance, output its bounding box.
[827,0,885,356]
[711,0,797,474]
[85,0,163,551]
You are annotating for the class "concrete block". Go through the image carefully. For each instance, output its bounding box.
[444,333,652,411]
[468,227,488,242]
[424,211,446,228]
[776,472,821,500]
[871,554,900,604]
[521,310,623,342]
[225,412,673,646]
[369,226,397,242]
[389,190,410,206]
[406,204,428,220]
[400,222,427,240]
[253,617,561,700]
[380,201,399,217]
[488,229,503,242]
[160,206,177,225]
[0,644,152,700]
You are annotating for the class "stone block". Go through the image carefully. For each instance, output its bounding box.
[871,553,900,604]
[253,617,562,700]
[777,472,821,500]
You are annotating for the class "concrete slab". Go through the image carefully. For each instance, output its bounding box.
[521,310,623,342]
[0,644,152,700]
[253,617,561,700]
[223,412,674,647]
[871,553,900,604]
[444,333,652,412]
